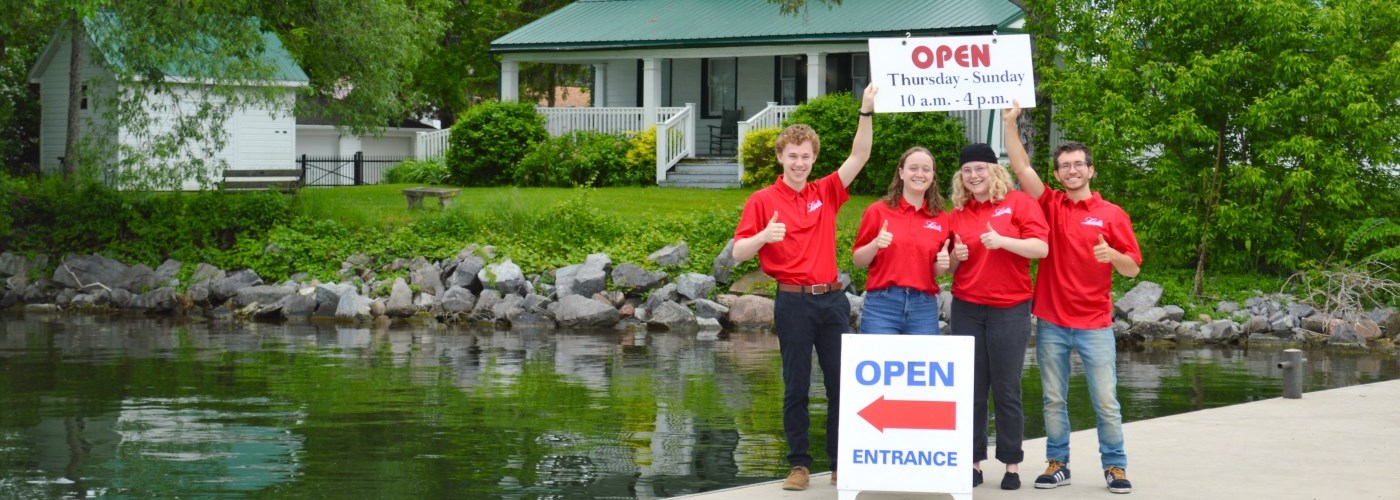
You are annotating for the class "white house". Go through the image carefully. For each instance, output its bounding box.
[27,16,310,190]
[491,0,1024,185]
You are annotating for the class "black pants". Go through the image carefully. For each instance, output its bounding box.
[774,290,849,470]
[951,297,1031,465]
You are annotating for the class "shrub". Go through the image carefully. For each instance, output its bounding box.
[622,126,658,186]
[384,159,450,185]
[511,131,634,187]
[445,101,547,186]
[739,127,782,188]
[782,92,967,196]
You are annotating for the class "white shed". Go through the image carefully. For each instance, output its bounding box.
[27,17,310,190]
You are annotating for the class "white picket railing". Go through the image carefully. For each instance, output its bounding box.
[536,106,686,136]
[735,102,799,182]
[655,104,696,183]
[414,129,453,160]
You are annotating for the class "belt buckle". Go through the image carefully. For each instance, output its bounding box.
[809,283,829,294]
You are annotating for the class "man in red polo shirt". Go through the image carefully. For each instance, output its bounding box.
[1004,102,1142,494]
[731,84,877,491]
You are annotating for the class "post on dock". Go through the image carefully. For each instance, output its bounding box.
[1276,348,1307,399]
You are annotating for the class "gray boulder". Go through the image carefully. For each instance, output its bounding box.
[710,239,738,283]
[53,254,127,291]
[127,287,178,312]
[554,295,621,328]
[611,263,666,293]
[473,289,504,319]
[1241,315,1270,334]
[1175,321,1202,341]
[644,283,679,312]
[116,264,160,292]
[675,273,716,301]
[593,291,625,308]
[1113,281,1162,318]
[440,286,476,314]
[370,298,387,318]
[1203,319,1243,343]
[108,288,133,308]
[479,259,527,295]
[648,301,698,331]
[1329,321,1362,344]
[648,241,690,267]
[574,253,611,298]
[446,254,486,290]
[1128,306,1168,325]
[1353,319,1382,341]
[281,293,319,318]
[553,264,583,298]
[728,295,775,327]
[0,252,29,277]
[1269,312,1297,332]
[153,259,182,288]
[411,263,445,298]
[1288,303,1316,320]
[1129,320,1175,341]
[335,290,373,321]
[1216,301,1239,315]
[190,263,225,284]
[211,269,263,303]
[697,317,723,331]
[316,283,357,306]
[386,278,416,318]
[693,298,729,320]
[493,294,526,322]
[1162,305,1185,322]
[234,284,295,309]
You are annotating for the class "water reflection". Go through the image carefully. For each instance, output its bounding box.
[0,313,1395,498]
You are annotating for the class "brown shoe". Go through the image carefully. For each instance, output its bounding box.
[782,466,810,491]
[830,470,838,486]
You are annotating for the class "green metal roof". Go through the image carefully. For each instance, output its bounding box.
[84,12,309,83]
[492,0,1023,52]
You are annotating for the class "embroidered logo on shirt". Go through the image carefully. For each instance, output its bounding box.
[923,221,943,232]
[993,207,1013,217]
[1081,216,1105,227]
[807,200,823,213]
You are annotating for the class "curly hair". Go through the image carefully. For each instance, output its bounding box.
[881,147,945,215]
[774,124,821,157]
[950,160,1013,209]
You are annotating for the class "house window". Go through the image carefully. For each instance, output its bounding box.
[852,53,870,95]
[779,56,800,105]
[80,84,88,110]
[704,57,737,118]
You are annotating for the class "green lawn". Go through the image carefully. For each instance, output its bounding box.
[294,183,881,230]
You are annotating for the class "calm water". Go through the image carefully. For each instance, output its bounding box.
[2,312,1397,499]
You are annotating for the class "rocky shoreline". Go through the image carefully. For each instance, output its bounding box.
[2,246,1395,349]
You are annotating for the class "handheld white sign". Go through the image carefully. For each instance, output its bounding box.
[837,334,973,500]
[868,34,1036,113]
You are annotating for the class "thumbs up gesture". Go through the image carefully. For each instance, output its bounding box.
[935,238,951,274]
[762,212,786,243]
[873,220,893,249]
[981,222,1005,250]
[952,234,969,262]
[1094,234,1114,263]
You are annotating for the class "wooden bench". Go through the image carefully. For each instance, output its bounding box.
[403,187,462,210]
[222,169,303,191]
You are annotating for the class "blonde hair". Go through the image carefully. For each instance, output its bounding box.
[950,161,1013,209]
[774,124,821,157]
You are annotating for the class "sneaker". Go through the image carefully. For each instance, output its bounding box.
[1035,460,1071,489]
[782,466,810,491]
[1104,466,1132,494]
[830,470,837,486]
[1001,472,1021,490]
[972,468,983,487]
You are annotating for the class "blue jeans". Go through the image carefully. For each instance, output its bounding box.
[774,290,849,471]
[1036,320,1127,469]
[859,286,940,335]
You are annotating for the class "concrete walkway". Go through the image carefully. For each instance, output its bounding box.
[674,379,1400,500]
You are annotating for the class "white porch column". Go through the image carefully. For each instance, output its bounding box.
[592,63,607,107]
[500,60,519,102]
[806,51,826,98]
[642,57,660,128]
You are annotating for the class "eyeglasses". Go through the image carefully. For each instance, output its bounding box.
[960,165,990,175]
[1057,161,1090,171]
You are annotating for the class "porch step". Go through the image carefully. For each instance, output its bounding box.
[660,161,741,189]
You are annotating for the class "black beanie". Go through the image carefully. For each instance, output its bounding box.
[959,143,997,166]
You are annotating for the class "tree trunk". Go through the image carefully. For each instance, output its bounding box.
[1192,129,1227,296]
[62,16,85,179]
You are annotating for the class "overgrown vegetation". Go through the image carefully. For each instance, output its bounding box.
[446,100,548,186]
[383,159,450,185]
[512,130,640,187]
[739,127,782,187]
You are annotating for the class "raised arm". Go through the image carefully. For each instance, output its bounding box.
[837,84,879,188]
[1004,100,1044,198]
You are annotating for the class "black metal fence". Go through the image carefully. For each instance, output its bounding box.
[298,152,408,187]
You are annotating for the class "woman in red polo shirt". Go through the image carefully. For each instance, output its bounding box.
[947,143,1049,491]
[852,147,952,335]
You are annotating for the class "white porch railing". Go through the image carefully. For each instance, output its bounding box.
[736,102,799,182]
[537,106,686,136]
[414,129,452,160]
[655,103,696,183]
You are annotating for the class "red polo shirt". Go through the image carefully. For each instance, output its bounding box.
[853,197,951,295]
[949,190,1048,307]
[734,173,850,285]
[1033,189,1142,329]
